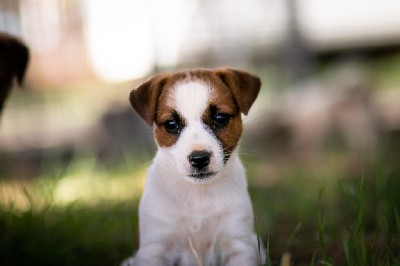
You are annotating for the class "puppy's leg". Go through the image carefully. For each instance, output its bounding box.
[124,243,165,266]
[130,227,179,265]
[219,214,265,266]
[225,237,259,266]
[179,249,198,266]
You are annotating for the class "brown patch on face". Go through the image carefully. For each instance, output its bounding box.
[194,68,260,161]
[153,72,187,148]
[199,73,244,161]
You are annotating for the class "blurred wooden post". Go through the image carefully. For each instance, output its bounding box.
[284,0,314,87]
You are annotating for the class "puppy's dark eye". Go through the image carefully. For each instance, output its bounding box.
[212,113,230,129]
[164,119,181,134]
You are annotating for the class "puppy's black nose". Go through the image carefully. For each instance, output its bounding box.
[188,150,211,169]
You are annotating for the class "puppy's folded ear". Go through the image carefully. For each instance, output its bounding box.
[215,68,261,115]
[129,74,169,127]
[9,37,29,84]
[0,33,29,84]
[0,33,29,114]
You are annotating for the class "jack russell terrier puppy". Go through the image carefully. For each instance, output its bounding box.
[123,68,265,266]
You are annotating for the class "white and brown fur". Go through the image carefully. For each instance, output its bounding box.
[123,68,264,265]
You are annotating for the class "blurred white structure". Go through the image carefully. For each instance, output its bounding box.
[82,0,154,82]
[1,0,400,82]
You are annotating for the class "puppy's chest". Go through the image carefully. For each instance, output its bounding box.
[176,209,223,253]
[180,210,220,235]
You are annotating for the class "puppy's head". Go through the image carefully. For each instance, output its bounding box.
[130,68,260,183]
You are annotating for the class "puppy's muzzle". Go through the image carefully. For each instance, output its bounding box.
[188,150,211,170]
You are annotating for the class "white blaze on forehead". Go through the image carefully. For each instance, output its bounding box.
[171,80,210,120]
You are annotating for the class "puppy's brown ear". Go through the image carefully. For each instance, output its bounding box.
[129,74,169,127]
[215,68,261,115]
[11,38,29,84]
[0,33,29,114]
[0,33,29,84]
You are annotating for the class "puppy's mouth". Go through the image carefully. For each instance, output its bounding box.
[188,171,217,180]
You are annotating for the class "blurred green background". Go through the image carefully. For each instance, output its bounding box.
[1,0,400,265]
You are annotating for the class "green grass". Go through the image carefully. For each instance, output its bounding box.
[1,151,400,265]
[0,153,145,266]
[248,151,400,265]
[339,173,400,266]
[0,201,137,266]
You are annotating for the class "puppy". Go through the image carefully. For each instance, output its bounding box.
[0,32,29,115]
[124,68,265,265]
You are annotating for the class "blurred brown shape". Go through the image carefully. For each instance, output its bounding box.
[0,32,29,114]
